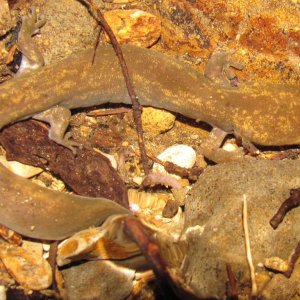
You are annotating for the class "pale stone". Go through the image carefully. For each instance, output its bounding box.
[152,144,196,179]
[0,156,42,178]
[0,285,6,300]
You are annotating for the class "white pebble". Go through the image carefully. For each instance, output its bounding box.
[152,144,196,179]
[222,142,238,152]
[0,156,43,178]
[93,149,118,170]
[0,286,6,300]
[42,244,50,252]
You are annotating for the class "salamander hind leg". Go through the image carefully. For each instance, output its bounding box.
[33,106,79,154]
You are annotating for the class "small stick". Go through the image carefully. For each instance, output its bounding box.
[147,153,203,180]
[270,188,300,229]
[48,241,59,291]
[79,0,150,174]
[242,194,257,298]
[124,217,180,299]
[283,239,300,278]
[91,25,102,65]
[87,107,130,116]
[124,217,168,278]
[226,263,239,300]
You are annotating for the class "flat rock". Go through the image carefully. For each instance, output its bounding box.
[182,159,300,299]
[62,260,135,300]
[0,243,52,290]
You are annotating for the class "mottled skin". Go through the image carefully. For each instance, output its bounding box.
[1,45,299,144]
[0,45,299,240]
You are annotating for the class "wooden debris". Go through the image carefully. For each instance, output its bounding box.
[226,264,238,300]
[0,119,128,207]
[270,188,300,229]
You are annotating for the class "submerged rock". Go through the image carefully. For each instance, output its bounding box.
[61,260,135,300]
[182,159,300,299]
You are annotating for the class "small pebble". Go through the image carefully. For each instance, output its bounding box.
[42,244,50,252]
[264,257,289,273]
[222,142,238,152]
[104,9,161,47]
[0,285,5,300]
[162,200,179,218]
[93,148,118,170]
[0,156,43,178]
[142,107,176,135]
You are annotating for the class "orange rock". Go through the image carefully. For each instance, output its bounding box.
[0,259,14,286]
[57,215,140,266]
[157,0,242,58]
[0,243,52,290]
[0,0,13,36]
[104,9,161,47]
[240,15,288,54]
[142,107,175,135]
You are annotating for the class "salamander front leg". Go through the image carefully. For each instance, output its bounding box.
[204,49,244,87]
[200,127,244,163]
[17,7,46,74]
[33,106,79,153]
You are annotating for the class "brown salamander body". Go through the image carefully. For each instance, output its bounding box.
[0,45,299,240]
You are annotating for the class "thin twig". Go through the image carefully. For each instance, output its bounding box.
[124,217,180,299]
[48,241,59,291]
[124,217,168,278]
[283,239,300,278]
[270,188,300,229]
[87,107,130,116]
[79,0,150,174]
[147,152,203,180]
[91,25,102,65]
[226,263,239,300]
[242,194,257,298]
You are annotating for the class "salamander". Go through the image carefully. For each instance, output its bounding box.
[0,12,299,241]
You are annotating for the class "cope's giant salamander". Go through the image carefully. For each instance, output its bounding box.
[0,44,299,240]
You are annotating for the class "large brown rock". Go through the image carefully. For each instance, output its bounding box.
[182,159,300,299]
